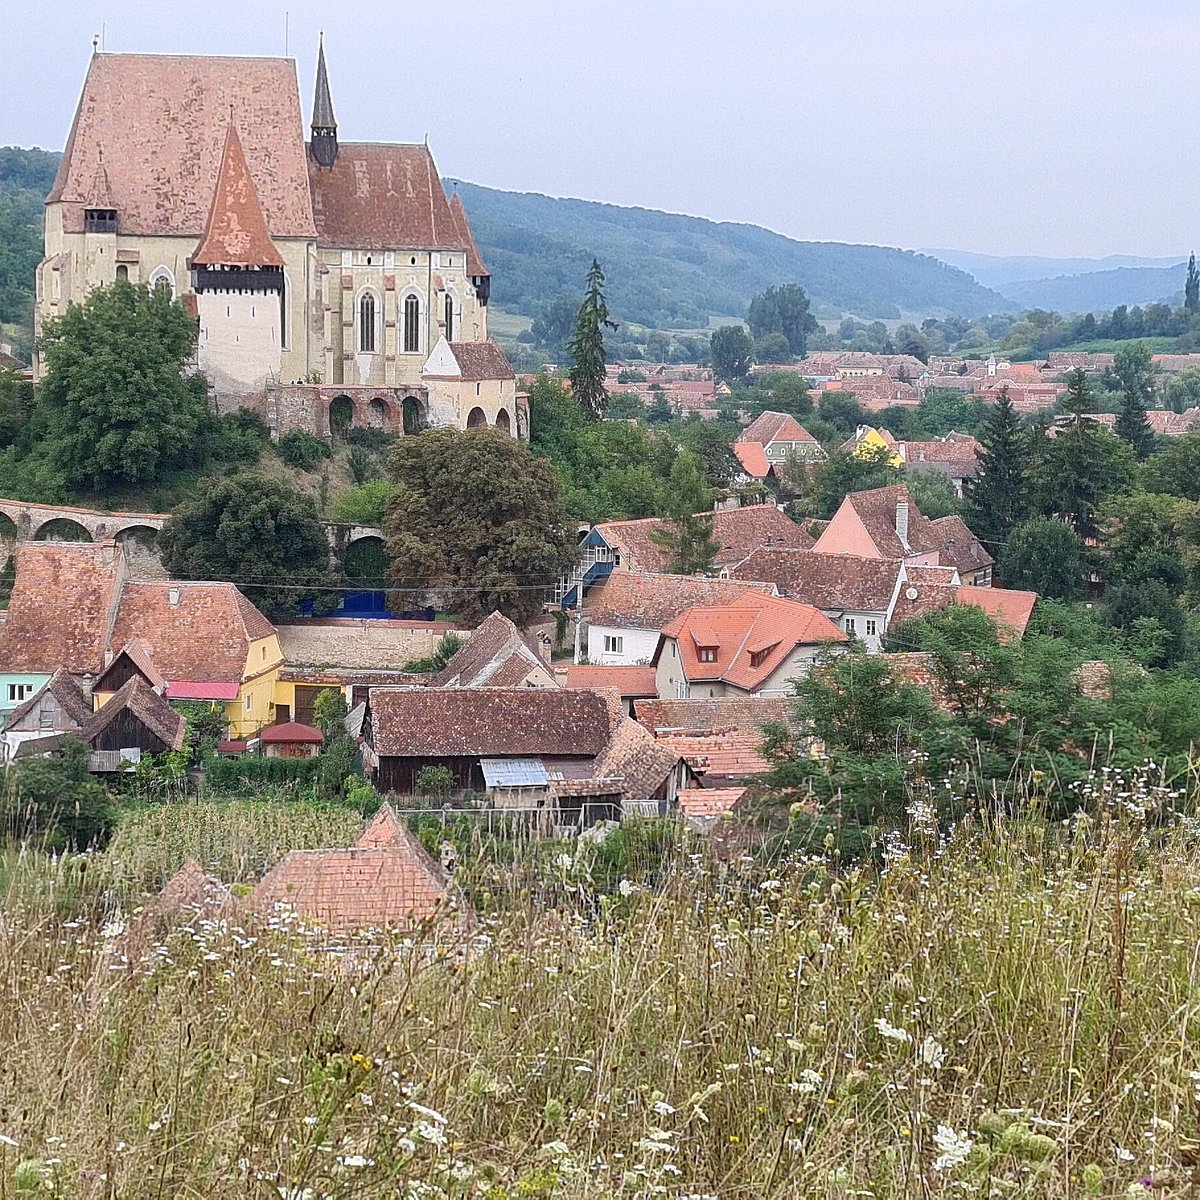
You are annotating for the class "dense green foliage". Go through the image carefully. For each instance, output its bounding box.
[0,147,58,343]
[159,474,341,618]
[449,179,1007,327]
[384,426,577,625]
[567,260,617,419]
[746,284,819,360]
[3,737,113,850]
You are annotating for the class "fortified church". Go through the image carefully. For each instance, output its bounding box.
[36,40,525,440]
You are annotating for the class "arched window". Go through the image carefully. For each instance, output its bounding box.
[115,264,129,282]
[149,267,175,299]
[403,294,421,353]
[358,292,377,353]
[445,293,454,342]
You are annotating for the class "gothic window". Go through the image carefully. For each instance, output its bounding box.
[403,294,421,353]
[445,293,454,342]
[358,292,377,353]
[115,265,129,281]
[149,268,175,299]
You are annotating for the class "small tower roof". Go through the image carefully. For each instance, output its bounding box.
[193,123,284,269]
[85,155,116,209]
[312,33,336,130]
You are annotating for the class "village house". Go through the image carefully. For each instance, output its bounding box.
[560,664,658,717]
[812,484,994,586]
[841,426,904,467]
[899,433,982,498]
[733,411,826,483]
[0,669,93,762]
[431,611,555,689]
[360,687,679,828]
[0,541,282,735]
[582,572,776,666]
[653,591,846,700]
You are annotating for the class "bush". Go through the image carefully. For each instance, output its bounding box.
[203,754,321,792]
[208,409,269,466]
[276,429,333,471]
[2,738,114,850]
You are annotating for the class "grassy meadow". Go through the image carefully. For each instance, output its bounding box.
[1,789,1200,1197]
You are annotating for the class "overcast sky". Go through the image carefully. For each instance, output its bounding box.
[8,0,1198,258]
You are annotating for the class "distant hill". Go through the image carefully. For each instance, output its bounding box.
[925,247,1183,289]
[448,181,1010,326]
[997,264,1186,313]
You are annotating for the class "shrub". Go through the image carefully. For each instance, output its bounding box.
[276,429,333,471]
[2,738,114,850]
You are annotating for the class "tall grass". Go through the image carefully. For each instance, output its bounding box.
[0,785,1199,1196]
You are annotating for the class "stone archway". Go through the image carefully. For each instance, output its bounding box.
[114,525,164,578]
[33,517,92,542]
[466,406,487,429]
[402,395,427,435]
[328,394,354,438]
[344,535,389,587]
[494,408,511,435]
[367,397,390,429]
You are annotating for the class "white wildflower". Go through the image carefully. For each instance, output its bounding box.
[1114,1146,1135,1162]
[337,1154,373,1168]
[0,1134,16,1148]
[100,919,125,939]
[410,1102,447,1125]
[874,1017,912,1043]
[932,1125,973,1172]
[919,1036,946,1069]
[618,879,635,898]
[651,1100,675,1115]
[554,853,573,870]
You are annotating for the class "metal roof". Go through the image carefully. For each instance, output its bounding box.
[480,757,550,789]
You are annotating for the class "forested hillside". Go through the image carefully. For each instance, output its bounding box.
[449,180,1008,326]
[0,148,57,342]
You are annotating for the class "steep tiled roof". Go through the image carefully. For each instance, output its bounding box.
[448,342,515,382]
[192,123,285,268]
[94,637,168,694]
[0,542,126,675]
[732,441,772,479]
[83,676,186,751]
[308,142,461,249]
[259,721,324,744]
[926,515,995,573]
[739,412,818,445]
[901,436,982,478]
[660,591,846,692]
[957,585,1037,637]
[432,611,549,688]
[110,582,276,685]
[49,53,316,238]
[588,572,774,632]
[563,665,659,697]
[634,696,794,735]
[448,191,490,278]
[252,847,462,935]
[598,505,813,574]
[2,669,92,732]
[733,548,900,612]
[120,859,237,961]
[586,713,680,801]
[368,688,610,758]
[656,730,770,781]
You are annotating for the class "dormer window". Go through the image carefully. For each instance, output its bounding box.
[698,647,717,663]
[85,208,117,233]
[749,648,769,669]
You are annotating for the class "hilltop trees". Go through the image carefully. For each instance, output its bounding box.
[384,427,577,625]
[710,326,753,382]
[38,279,210,491]
[159,475,339,618]
[747,284,819,360]
[568,259,617,420]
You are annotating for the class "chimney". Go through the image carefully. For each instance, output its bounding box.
[168,586,181,608]
[895,500,910,549]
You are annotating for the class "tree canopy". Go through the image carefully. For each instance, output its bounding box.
[747,284,819,360]
[384,426,577,626]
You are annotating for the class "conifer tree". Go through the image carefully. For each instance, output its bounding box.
[568,259,617,420]
[1186,252,1199,315]
[1115,386,1154,458]
[650,452,719,574]
[962,386,1028,552]
[1113,342,1155,459]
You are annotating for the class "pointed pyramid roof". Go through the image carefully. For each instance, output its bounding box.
[85,156,116,209]
[448,191,489,279]
[193,123,285,269]
[312,34,337,130]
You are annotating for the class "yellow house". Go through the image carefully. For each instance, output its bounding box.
[94,582,284,737]
[846,425,904,468]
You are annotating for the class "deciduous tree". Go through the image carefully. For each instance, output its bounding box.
[710,325,753,382]
[997,518,1085,600]
[747,284,819,358]
[384,427,577,625]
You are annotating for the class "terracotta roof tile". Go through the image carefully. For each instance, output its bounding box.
[109,581,276,686]
[50,53,316,238]
[634,696,794,735]
[447,341,515,382]
[193,123,285,268]
[733,548,900,611]
[448,191,490,278]
[563,665,659,697]
[120,859,237,960]
[732,440,772,478]
[259,721,324,744]
[368,688,610,758]
[0,542,126,675]
[309,142,461,249]
[677,787,748,819]
[94,637,168,694]
[432,611,548,688]
[584,714,679,801]
[83,676,186,751]
[2,669,92,732]
[588,572,775,632]
[739,412,818,445]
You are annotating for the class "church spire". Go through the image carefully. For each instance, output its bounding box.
[310,33,338,168]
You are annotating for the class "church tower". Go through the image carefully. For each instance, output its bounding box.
[192,122,286,407]
[310,35,338,169]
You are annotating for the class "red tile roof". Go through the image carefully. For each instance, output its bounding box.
[598,505,813,574]
[94,637,168,695]
[50,53,316,238]
[309,142,461,249]
[368,688,610,758]
[192,123,285,268]
[588,571,774,631]
[957,585,1037,637]
[259,721,324,744]
[732,440,772,479]
[84,676,186,751]
[677,787,748,819]
[432,611,548,688]
[733,548,900,612]
[660,592,846,692]
[448,191,490,278]
[447,341,515,382]
[739,411,818,446]
[634,696,794,735]
[563,664,659,697]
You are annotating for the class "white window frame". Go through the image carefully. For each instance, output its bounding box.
[865,618,878,637]
[148,266,176,300]
[603,634,623,655]
[844,616,857,635]
[7,683,32,703]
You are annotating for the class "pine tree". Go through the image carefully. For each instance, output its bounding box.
[962,387,1029,553]
[568,259,617,420]
[1113,342,1156,459]
[1186,252,1199,315]
[1115,386,1154,458]
[1061,368,1095,419]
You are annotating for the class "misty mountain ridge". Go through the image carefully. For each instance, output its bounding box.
[925,247,1185,289]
